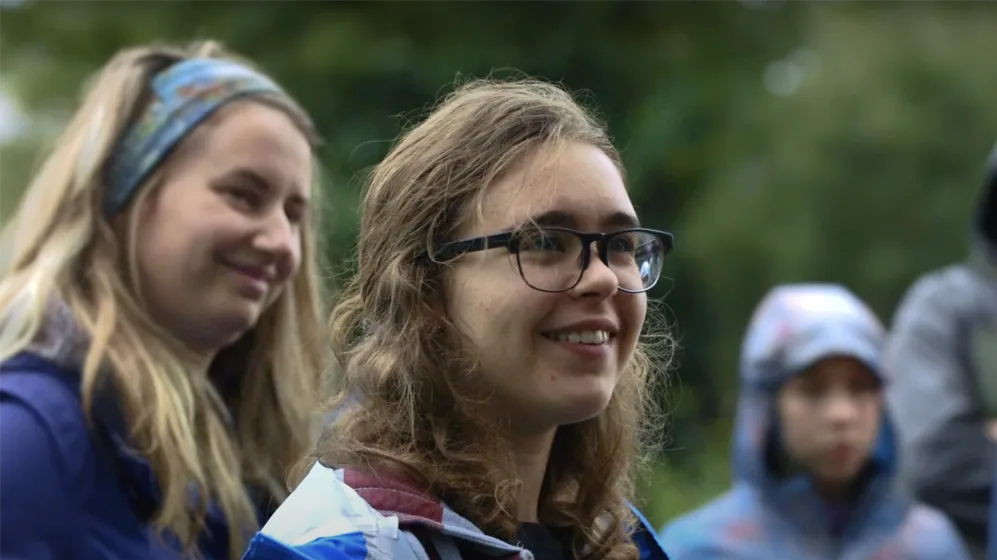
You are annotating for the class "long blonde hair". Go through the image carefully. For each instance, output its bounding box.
[316,79,670,560]
[0,41,327,559]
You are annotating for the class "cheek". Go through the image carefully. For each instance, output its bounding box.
[444,271,488,341]
[286,232,304,279]
[777,400,814,454]
[449,285,550,375]
[133,207,182,280]
[133,197,244,293]
[629,293,647,325]
[620,294,647,354]
[131,216,193,320]
[861,400,882,438]
[447,256,533,326]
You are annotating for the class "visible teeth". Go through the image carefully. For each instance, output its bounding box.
[547,330,610,344]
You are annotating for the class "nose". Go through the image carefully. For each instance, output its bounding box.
[252,210,299,280]
[823,390,859,426]
[569,242,619,299]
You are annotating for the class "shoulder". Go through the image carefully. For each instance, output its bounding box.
[0,376,79,496]
[243,463,413,560]
[626,503,670,560]
[908,264,990,295]
[893,264,989,322]
[657,488,760,559]
[0,353,98,555]
[1,353,96,488]
[897,504,971,559]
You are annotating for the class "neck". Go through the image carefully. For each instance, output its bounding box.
[509,427,558,523]
[773,444,862,505]
[178,342,215,377]
[813,476,858,505]
[177,330,237,379]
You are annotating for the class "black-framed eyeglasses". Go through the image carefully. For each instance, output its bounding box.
[426,227,674,293]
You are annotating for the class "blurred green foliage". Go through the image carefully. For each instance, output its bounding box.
[2,0,996,529]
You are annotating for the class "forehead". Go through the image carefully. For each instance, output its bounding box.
[799,356,877,382]
[471,141,635,232]
[177,100,312,192]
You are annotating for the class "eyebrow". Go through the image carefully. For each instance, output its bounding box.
[222,168,309,205]
[521,209,641,230]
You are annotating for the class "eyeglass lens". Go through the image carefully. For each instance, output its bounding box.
[515,228,664,293]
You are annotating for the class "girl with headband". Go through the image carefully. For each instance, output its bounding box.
[241,79,673,560]
[0,41,327,560]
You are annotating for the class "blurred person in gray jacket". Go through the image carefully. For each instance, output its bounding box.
[885,140,997,558]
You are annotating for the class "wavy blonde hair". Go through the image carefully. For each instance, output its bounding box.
[0,41,327,559]
[316,79,669,560]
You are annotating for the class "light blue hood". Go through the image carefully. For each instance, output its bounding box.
[732,283,894,491]
[658,284,970,560]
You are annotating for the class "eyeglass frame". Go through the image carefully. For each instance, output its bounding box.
[421,226,675,294]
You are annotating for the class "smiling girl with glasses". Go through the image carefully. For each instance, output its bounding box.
[243,79,674,560]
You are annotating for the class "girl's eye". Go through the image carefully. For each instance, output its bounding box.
[225,187,259,208]
[609,236,636,252]
[285,205,304,225]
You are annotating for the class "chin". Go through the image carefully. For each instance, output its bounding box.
[818,465,864,485]
[553,389,615,426]
[209,307,261,344]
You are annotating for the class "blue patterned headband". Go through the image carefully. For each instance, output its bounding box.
[103,58,291,216]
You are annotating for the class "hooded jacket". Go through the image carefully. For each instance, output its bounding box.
[0,302,269,559]
[884,141,997,552]
[241,461,669,559]
[658,284,968,559]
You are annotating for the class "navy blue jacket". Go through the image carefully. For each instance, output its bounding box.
[1,352,264,560]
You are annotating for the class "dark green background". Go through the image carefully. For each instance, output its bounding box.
[2,1,996,525]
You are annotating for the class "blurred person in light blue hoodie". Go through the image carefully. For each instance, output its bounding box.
[659,283,968,559]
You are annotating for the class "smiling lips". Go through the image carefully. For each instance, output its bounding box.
[541,318,619,361]
[545,330,611,344]
[541,331,613,361]
[542,317,618,345]
[223,260,271,299]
